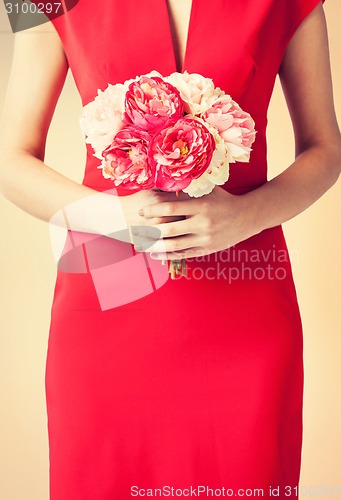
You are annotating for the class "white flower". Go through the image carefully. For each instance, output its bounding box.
[143,70,164,79]
[80,83,128,154]
[182,175,216,197]
[166,71,225,115]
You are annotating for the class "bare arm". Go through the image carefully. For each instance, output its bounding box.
[0,22,98,220]
[0,23,176,235]
[136,3,341,259]
[245,2,341,232]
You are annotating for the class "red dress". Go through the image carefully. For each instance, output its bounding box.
[45,1,325,498]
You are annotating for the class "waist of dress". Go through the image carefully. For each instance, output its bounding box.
[55,224,292,276]
[50,224,298,313]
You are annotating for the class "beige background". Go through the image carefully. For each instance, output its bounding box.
[0,2,340,499]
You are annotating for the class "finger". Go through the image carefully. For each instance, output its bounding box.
[132,219,193,240]
[140,199,200,219]
[150,246,210,260]
[131,226,162,241]
[131,235,159,252]
[157,215,186,223]
[147,235,200,255]
[139,216,184,225]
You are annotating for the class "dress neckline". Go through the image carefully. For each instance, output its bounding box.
[163,0,195,73]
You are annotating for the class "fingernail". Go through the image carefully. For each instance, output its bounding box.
[131,227,139,236]
[135,245,143,252]
[138,208,144,217]
[150,252,159,259]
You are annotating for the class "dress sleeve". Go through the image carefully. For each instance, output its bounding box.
[282,0,326,51]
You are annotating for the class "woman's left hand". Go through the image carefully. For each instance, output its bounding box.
[133,187,260,260]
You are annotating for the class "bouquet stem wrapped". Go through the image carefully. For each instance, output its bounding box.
[165,258,187,279]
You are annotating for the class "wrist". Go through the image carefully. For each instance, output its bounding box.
[238,188,269,238]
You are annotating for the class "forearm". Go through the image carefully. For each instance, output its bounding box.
[245,143,341,234]
[0,150,126,235]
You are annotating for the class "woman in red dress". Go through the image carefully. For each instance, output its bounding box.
[0,1,340,498]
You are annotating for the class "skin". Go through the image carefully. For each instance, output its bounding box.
[0,1,340,261]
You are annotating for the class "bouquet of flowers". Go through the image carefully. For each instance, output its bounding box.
[80,71,256,277]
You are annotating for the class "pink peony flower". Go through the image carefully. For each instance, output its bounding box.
[102,127,155,189]
[80,73,162,155]
[202,95,235,133]
[166,71,225,115]
[203,96,256,162]
[124,75,185,132]
[148,116,215,191]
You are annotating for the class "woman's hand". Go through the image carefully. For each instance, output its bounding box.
[103,188,187,247]
[132,186,260,260]
[119,188,187,228]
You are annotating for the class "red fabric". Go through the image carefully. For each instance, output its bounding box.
[43,1,325,498]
